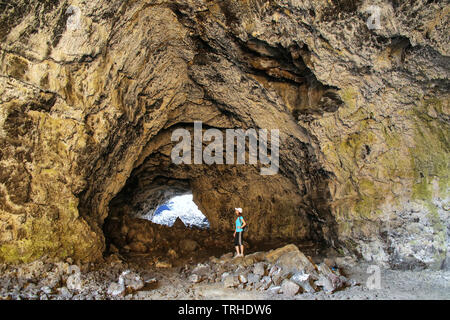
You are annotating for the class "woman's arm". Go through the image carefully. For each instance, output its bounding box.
[241,218,247,228]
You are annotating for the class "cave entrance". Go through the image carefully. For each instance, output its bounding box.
[147,194,210,229]
[103,180,233,262]
[101,124,338,263]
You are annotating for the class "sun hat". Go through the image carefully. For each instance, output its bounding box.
[235,208,242,213]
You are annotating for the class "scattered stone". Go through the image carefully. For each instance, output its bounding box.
[192,263,210,276]
[57,286,73,299]
[291,272,317,293]
[238,274,247,284]
[188,274,201,283]
[315,275,334,294]
[66,273,82,291]
[223,275,240,288]
[265,244,299,263]
[219,252,234,263]
[268,265,281,277]
[145,277,157,284]
[274,248,317,274]
[260,276,272,290]
[317,263,347,293]
[253,262,266,276]
[40,286,52,295]
[209,256,220,264]
[254,281,263,290]
[119,270,144,291]
[247,273,261,284]
[107,282,126,297]
[281,279,300,296]
[271,274,283,286]
[268,285,281,294]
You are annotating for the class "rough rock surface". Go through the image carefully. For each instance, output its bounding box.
[0,244,449,300]
[0,0,448,270]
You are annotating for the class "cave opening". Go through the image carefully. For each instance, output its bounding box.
[148,194,210,229]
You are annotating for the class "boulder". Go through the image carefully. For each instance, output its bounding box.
[253,262,266,276]
[223,275,240,288]
[188,274,202,283]
[192,263,211,277]
[66,273,82,291]
[281,279,300,296]
[274,249,317,274]
[315,275,334,294]
[246,273,261,284]
[107,282,125,297]
[268,265,281,277]
[268,285,281,294]
[271,274,283,286]
[57,286,73,299]
[291,272,317,293]
[260,276,272,290]
[40,286,52,295]
[209,256,220,264]
[316,263,347,293]
[219,252,233,262]
[265,244,300,263]
[119,270,144,291]
[238,274,248,284]
[242,251,266,265]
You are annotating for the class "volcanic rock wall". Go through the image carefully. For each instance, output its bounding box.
[0,0,448,269]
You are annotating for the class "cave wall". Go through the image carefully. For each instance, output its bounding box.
[0,0,448,268]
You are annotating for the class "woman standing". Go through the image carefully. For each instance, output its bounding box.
[233,208,247,257]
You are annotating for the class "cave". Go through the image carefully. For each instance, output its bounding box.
[0,0,448,301]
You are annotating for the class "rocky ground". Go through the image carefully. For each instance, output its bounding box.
[0,243,448,300]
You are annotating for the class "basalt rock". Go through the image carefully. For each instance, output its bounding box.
[0,0,448,270]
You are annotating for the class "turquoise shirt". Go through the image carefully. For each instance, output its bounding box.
[236,216,244,232]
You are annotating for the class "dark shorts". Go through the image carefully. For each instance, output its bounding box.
[234,231,243,246]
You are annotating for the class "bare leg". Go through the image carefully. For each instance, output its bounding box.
[240,245,244,256]
[235,246,240,255]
